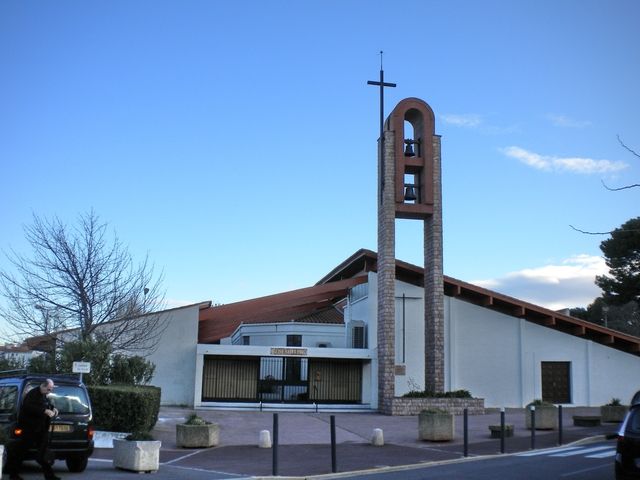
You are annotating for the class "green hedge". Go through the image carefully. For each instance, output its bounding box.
[88,385,161,433]
[402,389,473,399]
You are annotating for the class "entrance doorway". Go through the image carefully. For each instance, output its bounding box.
[541,361,571,403]
[201,355,363,403]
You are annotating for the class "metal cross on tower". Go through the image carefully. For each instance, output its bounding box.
[367,51,396,202]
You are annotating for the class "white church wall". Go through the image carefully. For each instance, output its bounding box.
[589,343,640,406]
[448,297,522,407]
[346,273,376,350]
[447,297,640,407]
[394,281,425,395]
[143,304,200,406]
[229,323,345,348]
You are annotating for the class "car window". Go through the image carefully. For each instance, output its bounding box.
[25,382,90,415]
[628,408,640,433]
[0,386,18,414]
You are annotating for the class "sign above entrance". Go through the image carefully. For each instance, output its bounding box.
[270,347,308,356]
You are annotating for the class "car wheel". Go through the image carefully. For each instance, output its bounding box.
[65,455,88,472]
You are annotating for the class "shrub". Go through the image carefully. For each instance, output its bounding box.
[184,413,209,426]
[419,408,448,414]
[110,354,155,385]
[89,385,161,432]
[27,353,57,374]
[403,389,473,399]
[53,339,113,385]
[526,399,555,408]
[606,398,622,406]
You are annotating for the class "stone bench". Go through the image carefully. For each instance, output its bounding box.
[488,424,514,438]
[573,415,601,427]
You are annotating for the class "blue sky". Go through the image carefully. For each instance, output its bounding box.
[1,0,639,337]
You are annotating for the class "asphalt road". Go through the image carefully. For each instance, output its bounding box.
[6,439,617,480]
[337,440,617,480]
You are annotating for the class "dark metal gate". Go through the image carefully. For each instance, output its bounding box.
[202,355,362,403]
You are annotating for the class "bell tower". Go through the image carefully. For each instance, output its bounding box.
[377,97,444,414]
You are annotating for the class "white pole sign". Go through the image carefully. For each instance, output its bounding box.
[72,361,91,374]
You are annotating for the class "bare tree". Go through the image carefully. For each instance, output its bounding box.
[570,136,639,235]
[601,136,640,192]
[0,211,166,354]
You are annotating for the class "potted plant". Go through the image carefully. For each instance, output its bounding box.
[418,408,454,442]
[113,431,161,473]
[601,398,627,423]
[176,413,220,448]
[525,399,558,430]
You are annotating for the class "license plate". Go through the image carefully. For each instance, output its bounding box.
[51,424,72,433]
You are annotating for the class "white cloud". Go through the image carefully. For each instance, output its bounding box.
[547,114,592,128]
[440,113,483,128]
[441,113,519,135]
[474,255,607,310]
[501,146,628,174]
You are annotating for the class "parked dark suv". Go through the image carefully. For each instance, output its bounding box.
[615,390,640,479]
[0,373,94,472]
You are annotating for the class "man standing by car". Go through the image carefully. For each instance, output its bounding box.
[5,378,60,480]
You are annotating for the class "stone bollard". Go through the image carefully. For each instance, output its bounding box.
[259,429,272,448]
[371,428,384,446]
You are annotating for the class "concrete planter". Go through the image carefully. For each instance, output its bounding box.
[489,424,514,438]
[601,405,627,423]
[526,406,557,430]
[113,438,161,473]
[418,411,454,441]
[176,423,220,448]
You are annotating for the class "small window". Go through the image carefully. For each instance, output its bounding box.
[353,326,366,349]
[287,335,302,347]
[242,336,250,345]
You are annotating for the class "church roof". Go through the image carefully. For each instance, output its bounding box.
[318,249,640,357]
[198,277,365,343]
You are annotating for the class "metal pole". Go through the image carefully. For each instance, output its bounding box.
[558,404,563,445]
[402,294,406,363]
[272,413,279,476]
[463,408,468,457]
[330,415,337,473]
[500,407,505,454]
[530,406,536,450]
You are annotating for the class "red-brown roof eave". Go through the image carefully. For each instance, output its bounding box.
[318,249,640,356]
[198,276,366,343]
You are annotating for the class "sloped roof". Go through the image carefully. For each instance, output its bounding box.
[198,277,366,343]
[317,249,640,357]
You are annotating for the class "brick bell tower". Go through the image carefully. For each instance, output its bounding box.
[377,97,444,414]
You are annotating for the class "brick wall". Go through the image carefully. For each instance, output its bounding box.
[424,135,444,393]
[377,129,397,415]
[391,397,485,416]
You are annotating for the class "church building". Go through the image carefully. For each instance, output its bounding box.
[145,96,639,412]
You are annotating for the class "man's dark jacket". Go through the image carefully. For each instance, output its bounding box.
[18,386,52,434]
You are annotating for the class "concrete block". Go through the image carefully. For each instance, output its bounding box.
[113,439,161,472]
[259,430,272,448]
[371,428,384,446]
